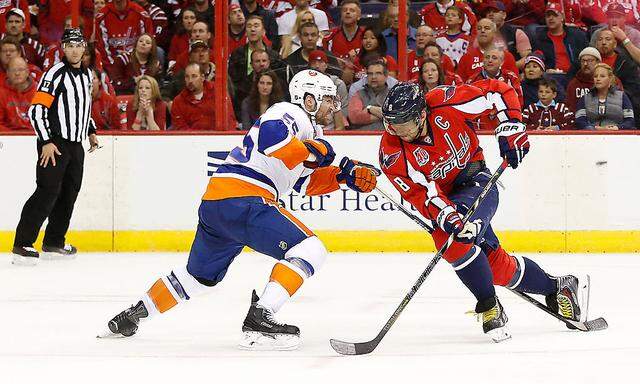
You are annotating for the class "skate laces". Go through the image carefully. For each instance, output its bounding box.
[482,306,500,324]
[558,294,575,319]
[263,308,286,326]
[465,307,499,323]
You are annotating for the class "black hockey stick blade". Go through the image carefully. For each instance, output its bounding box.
[329,338,379,356]
[510,290,608,332]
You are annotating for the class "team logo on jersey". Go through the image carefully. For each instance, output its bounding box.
[279,241,288,250]
[380,150,401,169]
[441,86,456,103]
[412,147,430,166]
[429,132,471,180]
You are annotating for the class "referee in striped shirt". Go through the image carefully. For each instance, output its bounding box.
[12,28,99,266]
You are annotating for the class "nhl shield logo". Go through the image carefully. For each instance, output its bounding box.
[413,147,430,166]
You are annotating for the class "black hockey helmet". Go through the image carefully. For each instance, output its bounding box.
[382,82,428,135]
[61,28,85,45]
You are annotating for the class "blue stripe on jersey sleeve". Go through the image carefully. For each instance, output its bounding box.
[293,175,309,193]
[257,119,290,154]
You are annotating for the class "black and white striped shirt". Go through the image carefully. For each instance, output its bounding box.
[29,59,96,144]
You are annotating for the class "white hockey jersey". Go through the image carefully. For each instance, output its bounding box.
[203,102,327,202]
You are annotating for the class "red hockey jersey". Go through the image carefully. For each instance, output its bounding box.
[457,46,518,82]
[419,1,477,39]
[322,26,365,60]
[94,1,154,67]
[37,0,93,46]
[0,1,30,35]
[379,80,522,226]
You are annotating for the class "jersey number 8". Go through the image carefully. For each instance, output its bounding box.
[394,177,411,192]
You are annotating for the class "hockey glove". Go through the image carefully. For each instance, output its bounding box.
[336,156,381,193]
[495,121,530,169]
[440,210,482,244]
[303,138,336,168]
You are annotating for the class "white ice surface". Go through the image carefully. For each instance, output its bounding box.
[0,252,637,384]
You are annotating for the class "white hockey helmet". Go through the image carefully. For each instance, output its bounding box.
[289,69,339,116]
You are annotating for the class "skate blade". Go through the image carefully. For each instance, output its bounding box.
[238,331,301,351]
[578,274,591,323]
[11,255,39,266]
[487,327,512,343]
[96,330,121,339]
[40,252,77,261]
[96,327,129,339]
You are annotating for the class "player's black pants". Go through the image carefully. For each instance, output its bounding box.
[14,137,85,248]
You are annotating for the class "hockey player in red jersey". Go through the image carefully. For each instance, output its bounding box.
[379,81,590,341]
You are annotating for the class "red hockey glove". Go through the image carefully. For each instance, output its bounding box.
[303,138,336,168]
[337,157,381,193]
[495,121,530,169]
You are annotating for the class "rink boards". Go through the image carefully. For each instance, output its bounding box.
[1,133,639,253]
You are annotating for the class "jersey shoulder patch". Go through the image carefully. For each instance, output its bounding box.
[379,134,406,173]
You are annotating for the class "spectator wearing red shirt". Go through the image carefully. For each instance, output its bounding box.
[132,0,170,50]
[352,26,397,81]
[111,33,162,94]
[501,0,545,29]
[90,68,123,130]
[94,0,154,73]
[43,16,95,70]
[37,0,93,46]
[590,4,640,66]
[420,0,477,39]
[1,9,45,68]
[0,37,42,84]
[423,42,456,74]
[407,25,436,82]
[0,57,36,131]
[167,9,197,70]
[171,21,216,75]
[171,63,237,130]
[82,42,115,96]
[531,3,588,79]
[322,0,364,62]
[418,58,462,95]
[0,1,29,36]
[229,4,247,54]
[467,47,524,107]
[457,18,518,82]
[128,75,167,130]
[584,1,640,29]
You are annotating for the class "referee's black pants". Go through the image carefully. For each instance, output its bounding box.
[14,137,85,248]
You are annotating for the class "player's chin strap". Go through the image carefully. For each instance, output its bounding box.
[329,159,509,356]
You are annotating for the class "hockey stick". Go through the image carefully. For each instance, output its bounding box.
[509,290,608,332]
[330,159,509,355]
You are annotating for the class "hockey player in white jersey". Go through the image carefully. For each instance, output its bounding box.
[102,70,379,350]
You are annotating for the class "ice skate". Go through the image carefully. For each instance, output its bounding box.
[546,274,590,327]
[99,300,148,338]
[41,244,77,260]
[477,296,511,343]
[238,290,301,351]
[11,246,39,266]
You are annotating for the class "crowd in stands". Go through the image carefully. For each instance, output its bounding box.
[0,0,639,132]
